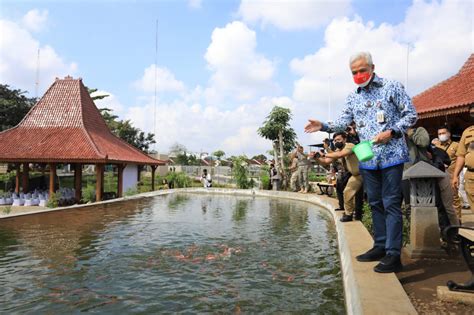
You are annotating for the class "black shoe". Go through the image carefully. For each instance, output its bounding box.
[356,247,386,262]
[354,215,362,221]
[374,254,403,273]
[340,214,353,222]
[334,208,345,211]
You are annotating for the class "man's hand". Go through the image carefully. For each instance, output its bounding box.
[451,177,459,190]
[304,119,322,133]
[373,130,392,144]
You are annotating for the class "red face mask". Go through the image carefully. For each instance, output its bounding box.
[353,72,372,86]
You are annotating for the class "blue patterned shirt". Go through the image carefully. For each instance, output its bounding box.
[322,74,417,170]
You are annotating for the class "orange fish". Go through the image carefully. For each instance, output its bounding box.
[206,254,217,260]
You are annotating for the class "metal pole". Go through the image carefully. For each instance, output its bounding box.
[153,19,158,151]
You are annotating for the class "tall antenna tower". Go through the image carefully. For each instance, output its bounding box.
[35,48,40,98]
[153,19,158,151]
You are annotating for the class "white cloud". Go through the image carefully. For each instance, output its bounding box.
[238,0,352,31]
[21,9,48,32]
[121,94,294,156]
[204,21,277,103]
[188,0,202,9]
[290,0,473,125]
[0,17,77,95]
[133,64,185,93]
[118,0,473,157]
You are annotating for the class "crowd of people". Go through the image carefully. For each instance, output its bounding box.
[301,51,473,274]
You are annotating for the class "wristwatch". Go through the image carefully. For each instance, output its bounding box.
[389,129,400,138]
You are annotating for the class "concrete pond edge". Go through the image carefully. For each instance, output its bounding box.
[1,188,417,314]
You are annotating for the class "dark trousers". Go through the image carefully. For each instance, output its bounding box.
[360,164,404,256]
[337,172,350,209]
[337,172,364,217]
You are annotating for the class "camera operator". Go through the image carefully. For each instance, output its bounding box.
[311,132,363,222]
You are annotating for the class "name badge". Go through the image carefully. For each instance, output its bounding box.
[376,111,385,123]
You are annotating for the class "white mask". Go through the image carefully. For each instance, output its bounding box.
[439,134,449,142]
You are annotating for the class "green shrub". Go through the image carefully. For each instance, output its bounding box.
[47,192,60,208]
[260,173,271,190]
[81,185,96,203]
[125,186,139,196]
[2,205,12,214]
[308,172,326,182]
[166,172,191,188]
[361,202,373,235]
[232,157,254,189]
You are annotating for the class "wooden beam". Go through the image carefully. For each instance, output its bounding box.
[151,165,157,191]
[22,163,29,193]
[49,163,56,197]
[96,164,104,202]
[137,165,141,182]
[15,163,20,194]
[74,163,82,203]
[117,164,125,197]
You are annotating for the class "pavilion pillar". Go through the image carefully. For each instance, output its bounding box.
[117,164,125,198]
[151,165,157,191]
[49,163,56,197]
[15,163,20,194]
[96,164,104,202]
[74,163,82,203]
[22,163,29,193]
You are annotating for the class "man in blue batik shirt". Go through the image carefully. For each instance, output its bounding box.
[305,52,417,273]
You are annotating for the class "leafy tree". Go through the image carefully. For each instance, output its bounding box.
[251,154,267,162]
[257,106,296,188]
[187,154,201,166]
[213,150,225,160]
[85,88,156,153]
[0,84,36,131]
[175,153,189,165]
[99,108,119,128]
[169,143,188,156]
[113,119,155,153]
[86,87,109,101]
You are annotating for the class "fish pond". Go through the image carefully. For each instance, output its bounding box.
[0,193,345,313]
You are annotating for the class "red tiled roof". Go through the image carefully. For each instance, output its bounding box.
[413,54,474,118]
[0,76,165,165]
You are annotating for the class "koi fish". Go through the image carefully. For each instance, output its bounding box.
[206,254,217,260]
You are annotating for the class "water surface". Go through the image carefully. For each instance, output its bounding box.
[0,193,344,313]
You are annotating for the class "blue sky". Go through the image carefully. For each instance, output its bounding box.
[1,0,472,156]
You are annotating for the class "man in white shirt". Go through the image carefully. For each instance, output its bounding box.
[202,169,212,188]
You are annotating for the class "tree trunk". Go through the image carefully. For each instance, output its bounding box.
[272,141,280,167]
[278,130,287,189]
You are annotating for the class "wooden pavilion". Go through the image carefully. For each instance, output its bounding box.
[413,53,474,138]
[0,76,165,202]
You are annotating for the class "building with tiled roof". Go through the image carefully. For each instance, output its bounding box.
[413,53,473,137]
[0,76,165,201]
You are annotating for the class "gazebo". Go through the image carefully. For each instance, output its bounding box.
[0,76,165,202]
[413,53,474,137]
